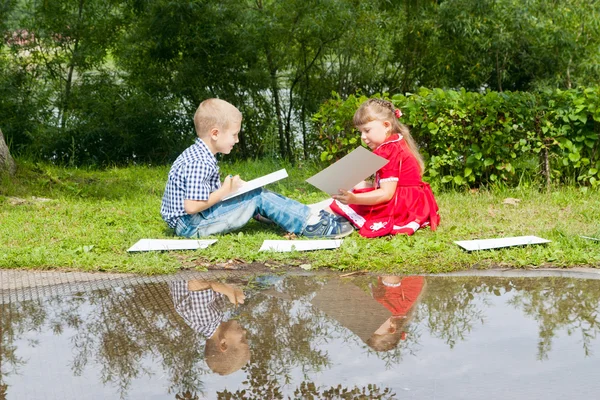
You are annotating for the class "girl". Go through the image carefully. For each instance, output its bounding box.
[330,98,440,238]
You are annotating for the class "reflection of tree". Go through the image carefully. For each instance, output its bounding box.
[67,283,210,398]
[239,275,332,383]
[421,276,600,361]
[218,380,396,399]
[0,300,49,400]
[507,278,600,360]
[3,284,212,400]
[419,277,489,348]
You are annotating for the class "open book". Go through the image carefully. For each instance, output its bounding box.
[222,169,288,201]
[306,147,389,196]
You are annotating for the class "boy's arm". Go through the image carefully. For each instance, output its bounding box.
[184,175,243,214]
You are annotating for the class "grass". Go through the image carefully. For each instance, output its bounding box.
[1,159,599,275]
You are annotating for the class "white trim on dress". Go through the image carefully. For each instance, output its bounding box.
[334,200,366,227]
[379,177,399,183]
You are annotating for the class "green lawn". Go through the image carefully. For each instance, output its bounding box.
[1,159,599,274]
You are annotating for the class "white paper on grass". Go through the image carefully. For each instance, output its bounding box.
[128,239,217,252]
[454,235,550,251]
[222,169,288,201]
[259,240,343,252]
[581,235,600,242]
[306,147,389,196]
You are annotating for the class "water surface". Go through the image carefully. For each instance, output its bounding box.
[1,272,600,399]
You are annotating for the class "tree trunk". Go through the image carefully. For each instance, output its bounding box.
[0,128,16,176]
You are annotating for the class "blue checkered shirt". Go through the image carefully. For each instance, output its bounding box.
[161,138,221,228]
[169,281,225,338]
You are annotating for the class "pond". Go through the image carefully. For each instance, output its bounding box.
[1,270,600,399]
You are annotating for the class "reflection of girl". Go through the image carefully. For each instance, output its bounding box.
[367,276,426,352]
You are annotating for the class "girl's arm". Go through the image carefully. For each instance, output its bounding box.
[333,180,397,206]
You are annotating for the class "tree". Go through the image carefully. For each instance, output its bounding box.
[0,128,16,176]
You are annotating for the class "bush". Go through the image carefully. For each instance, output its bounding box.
[312,88,600,188]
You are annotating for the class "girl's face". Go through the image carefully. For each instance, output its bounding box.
[358,120,391,150]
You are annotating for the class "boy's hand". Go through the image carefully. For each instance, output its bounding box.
[212,282,246,305]
[223,174,245,193]
[332,189,356,205]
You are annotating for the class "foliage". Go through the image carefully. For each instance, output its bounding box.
[1,0,600,166]
[310,92,371,163]
[313,87,600,188]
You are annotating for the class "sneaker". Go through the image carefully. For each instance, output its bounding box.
[302,211,354,239]
[319,209,351,225]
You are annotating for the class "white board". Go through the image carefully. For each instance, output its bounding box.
[306,147,389,196]
[128,239,217,252]
[222,169,288,201]
[454,235,550,251]
[259,240,343,252]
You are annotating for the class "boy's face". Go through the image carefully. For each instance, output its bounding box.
[358,120,391,150]
[213,120,241,155]
[223,321,250,365]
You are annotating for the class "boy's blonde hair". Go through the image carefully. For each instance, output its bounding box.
[194,98,242,137]
[205,332,250,375]
[353,98,425,174]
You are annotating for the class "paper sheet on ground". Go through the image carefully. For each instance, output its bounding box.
[128,239,217,252]
[259,240,343,252]
[306,147,389,196]
[222,169,288,201]
[581,235,600,242]
[454,235,550,251]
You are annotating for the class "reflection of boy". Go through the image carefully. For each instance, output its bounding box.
[169,280,249,375]
[367,276,426,352]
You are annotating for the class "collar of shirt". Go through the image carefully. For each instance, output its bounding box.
[193,137,218,168]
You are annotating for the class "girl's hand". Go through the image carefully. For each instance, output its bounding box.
[332,189,356,205]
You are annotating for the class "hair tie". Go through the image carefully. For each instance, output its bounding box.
[394,109,402,119]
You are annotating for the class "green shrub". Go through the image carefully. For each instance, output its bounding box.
[312,88,600,188]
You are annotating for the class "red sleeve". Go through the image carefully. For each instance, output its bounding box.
[374,142,402,181]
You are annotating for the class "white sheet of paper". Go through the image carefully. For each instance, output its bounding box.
[222,169,288,201]
[306,147,389,196]
[259,240,343,252]
[454,235,550,251]
[128,239,217,252]
[581,235,600,242]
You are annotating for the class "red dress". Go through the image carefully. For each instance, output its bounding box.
[373,276,425,318]
[330,134,440,238]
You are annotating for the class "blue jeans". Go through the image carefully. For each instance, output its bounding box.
[174,189,311,238]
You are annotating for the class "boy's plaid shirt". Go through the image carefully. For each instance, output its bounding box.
[161,138,221,228]
[169,280,225,338]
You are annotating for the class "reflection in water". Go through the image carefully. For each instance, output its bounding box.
[368,276,426,351]
[169,280,249,375]
[1,274,600,399]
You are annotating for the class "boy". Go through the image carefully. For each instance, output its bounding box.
[169,279,249,375]
[161,98,353,238]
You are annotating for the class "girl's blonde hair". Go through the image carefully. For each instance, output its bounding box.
[353,98,424,174]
